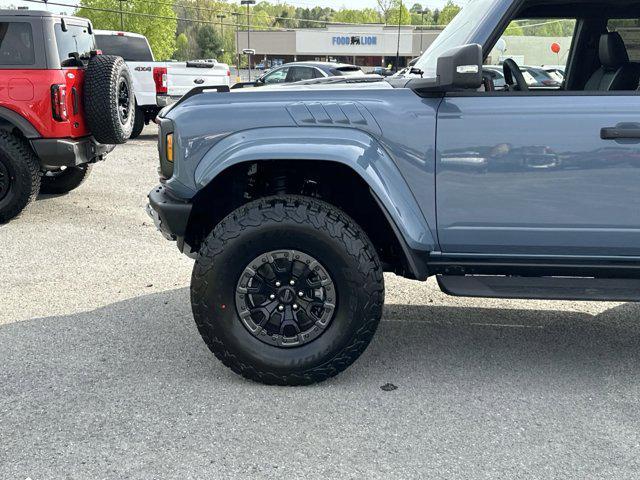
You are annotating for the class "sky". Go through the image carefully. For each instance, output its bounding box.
[5,0,457,13]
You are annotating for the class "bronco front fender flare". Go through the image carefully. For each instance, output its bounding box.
[193,126,436,259]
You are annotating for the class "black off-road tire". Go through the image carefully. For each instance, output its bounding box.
[130,106,145,139]
[191,195,385,386]
[0,131,40,223]
[84,55,134,144]
[40,164,92,195]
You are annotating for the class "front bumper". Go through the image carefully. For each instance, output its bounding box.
[31,137,115,169]
[147,184,192,243]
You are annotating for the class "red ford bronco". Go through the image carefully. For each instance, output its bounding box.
[0,10,134,223]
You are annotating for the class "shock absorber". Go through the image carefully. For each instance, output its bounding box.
[271,173,288,195]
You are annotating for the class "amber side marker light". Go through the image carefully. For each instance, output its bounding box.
[166,133,174,162]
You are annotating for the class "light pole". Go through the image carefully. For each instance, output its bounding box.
[395,0,403,71]
[240,0,256,81]
[118,0,124,30]
[217,14,226,61]
[217,14,226,36]
[419,9,426,54]
[232,12,241,80]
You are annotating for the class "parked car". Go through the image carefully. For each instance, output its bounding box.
[94,30,230,138]
[149,0,640,385]
[252,62,364,87]
[371,66,394,77]
[522,66,562,88]
[391,58,422,78]
[484,64,561,89]
[482,66,508,89]
[0,10,133,223]
[542,65,566,83]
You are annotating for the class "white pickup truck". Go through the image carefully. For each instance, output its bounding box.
[94,30,230,138]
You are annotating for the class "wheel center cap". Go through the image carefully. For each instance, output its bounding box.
[277,287,295,305]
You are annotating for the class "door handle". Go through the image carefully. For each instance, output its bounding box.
[601,126,640,140]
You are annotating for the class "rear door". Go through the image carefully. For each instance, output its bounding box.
[52,19,95,138]
[261,66,289,85]
[285,66,317,82]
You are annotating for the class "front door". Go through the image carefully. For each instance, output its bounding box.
[435,94,640,256]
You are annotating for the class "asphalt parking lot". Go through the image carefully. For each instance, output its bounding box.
[2,125,640,479]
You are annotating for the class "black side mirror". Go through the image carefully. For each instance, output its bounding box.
[436,43,483,91]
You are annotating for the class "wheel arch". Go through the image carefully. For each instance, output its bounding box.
[184,127,435,279]
[0,106,40,139]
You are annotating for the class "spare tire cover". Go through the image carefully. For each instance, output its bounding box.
[84,55,135,145]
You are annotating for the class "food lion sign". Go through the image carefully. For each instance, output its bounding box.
[331,35,378,46]
[296,29,404,55]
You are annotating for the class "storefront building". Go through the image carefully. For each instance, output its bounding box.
[236,24,444,69]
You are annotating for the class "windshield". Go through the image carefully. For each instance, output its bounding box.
[95,34,154,62]
[335,66,365,77]
[414,0,500,77]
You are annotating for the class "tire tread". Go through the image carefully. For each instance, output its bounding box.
[0,130,40,223]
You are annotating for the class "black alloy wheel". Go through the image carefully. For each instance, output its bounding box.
[235,249,337,348]
[0,157,11,203]
[118,78,131,125]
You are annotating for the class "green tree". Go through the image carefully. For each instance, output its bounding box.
[77,0,177,59]
[387,0,411,25]
[514,19,576,37]
[251,10,273,30]
[376,0,394,23]
[196,24,223,58]
[410,3,423,13]
[174,32,189,60]
[411,7,433,26]
[504,21,524,36]
[333,8,381,24]
[437,1,461,25]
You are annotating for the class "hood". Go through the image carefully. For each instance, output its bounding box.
[232,74,391,92]
[159,77,393,118]
[242,81,393,92]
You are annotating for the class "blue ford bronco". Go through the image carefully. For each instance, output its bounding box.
[148,0,640,385]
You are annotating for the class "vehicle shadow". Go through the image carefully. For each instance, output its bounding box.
[133,133,158,141]
[4,288,640,477]
[2,288,639,387]
[373,301,640,384]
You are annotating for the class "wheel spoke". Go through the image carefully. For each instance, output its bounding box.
[279,308,301,337]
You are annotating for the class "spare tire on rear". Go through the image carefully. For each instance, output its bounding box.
[84,55,134,145]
